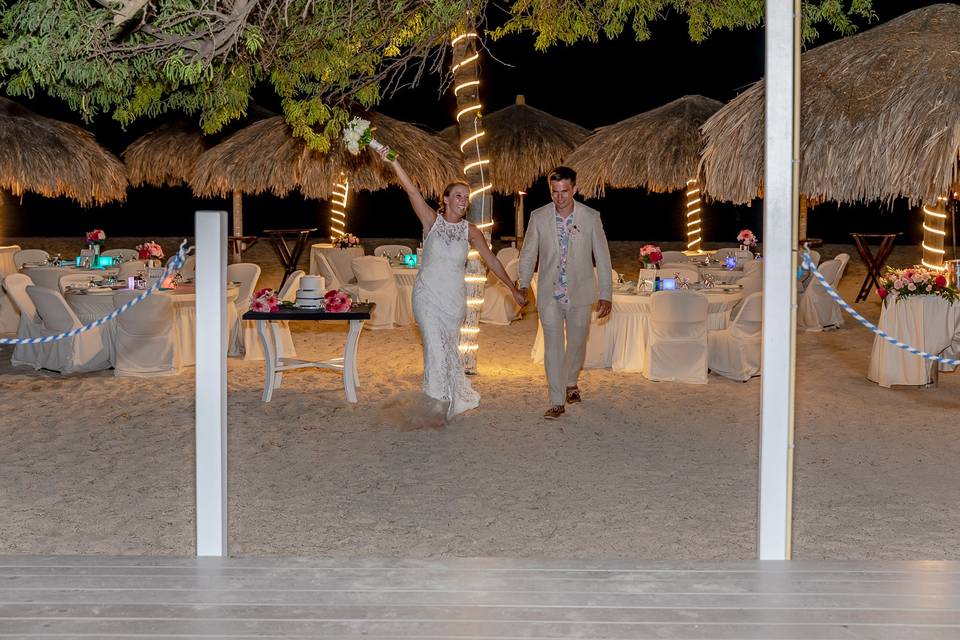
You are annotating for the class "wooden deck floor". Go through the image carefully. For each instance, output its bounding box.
[1,557,959,638]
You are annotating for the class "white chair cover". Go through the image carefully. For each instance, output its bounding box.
[315,252,343,290]
[227,262,267,359]
[797,259,843,331]
[659,263,700,284]
[117,260,147,280]
[834,252,850,280]
[14,249,49,269]
[496,247,520,265]
[0,245,21,332]
[26,267,71,291]
[25,286,112,373]
[264,270,302,359]
[101,248,139,261]
[178,255,196,280]
[734,250,754,265]
[481,258,521,325]
[742,259,763,278]
[868,295,960,387]
[709,292,763,381]
[112,290,181,377]
[4,273,46,368]
[806,250,821,267]
[610,269,620,283]
[373,244,412,257]
[58,273,101,293]
[660,250,687,263]
[352,256,400,329]
[644,290,709,384]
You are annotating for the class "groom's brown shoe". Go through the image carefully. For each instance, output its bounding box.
[565,386,582,403]
[543,405,565,419]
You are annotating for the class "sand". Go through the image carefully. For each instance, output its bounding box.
[1,237,958,559]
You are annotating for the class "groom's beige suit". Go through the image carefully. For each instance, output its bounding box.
[519,200,613,406]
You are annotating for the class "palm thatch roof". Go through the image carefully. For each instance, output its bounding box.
[700,4,960,206]
[440,96,590,194]
[566,95,723,198]
[0,97,126,205]
[122,122,207,188]
[190,113,461,200]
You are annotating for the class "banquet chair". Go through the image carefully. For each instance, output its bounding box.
[644,290,709,384]
[806,249,821,267]
[14,249,50,269]
[0,245,21,332]
[227,262,266,359]
[741,259,763,278]
[101,248,138,262]
[734,250,754,265]
[25,286,112,373]
[117,260,147,280]
[834,252,850,280]
[481,258,522,325]
[659,263,700,284]
[4,273,47,369]
[112,289,180,377]
[352,256,401,329]
[267,269,301,357]
[496,246,519,265]
[709,292,763,381]
[27,267,70,291]
[660,250,687,263]
[178,255,196,280]
[797,258,843,331]
[59,273,101,293]
[373,244,412,258]
[315,252,343,290]
[714,247,739,260]
[611,269,620,283]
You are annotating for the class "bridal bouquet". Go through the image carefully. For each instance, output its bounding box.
[136,241,164,261]
[878,266,958,304]
[333,233,360,249]
[85,229,106,246]
[737,229,758,247]
[638,244,663,268]
[324,289,353,313]
[250,288,280,313]
[342,116,398,160]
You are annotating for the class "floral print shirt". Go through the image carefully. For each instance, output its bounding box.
[553,211,575,304]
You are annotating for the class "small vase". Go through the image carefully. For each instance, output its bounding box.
[739,244,749,252]
[91,243,101,256]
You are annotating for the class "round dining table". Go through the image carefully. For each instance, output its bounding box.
[22,264,120,290]
[531,285,745,374]
[310,243,363,288]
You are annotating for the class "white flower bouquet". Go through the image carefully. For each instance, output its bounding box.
[342,117,397,160]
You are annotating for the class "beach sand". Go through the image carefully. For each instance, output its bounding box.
[1,238,957,559]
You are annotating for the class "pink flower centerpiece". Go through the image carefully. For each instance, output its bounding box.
[638,244,663,269]
[737,229,758,251]
[250,288,280,313]
[85,229,106,247]
[136,241,164,262]
[333,233,360,249]
[878,266,958,303]
[324,289,353,312]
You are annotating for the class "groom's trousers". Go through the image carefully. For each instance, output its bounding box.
[539,299,593,406]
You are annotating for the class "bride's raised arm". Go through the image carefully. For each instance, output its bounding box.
[372,146,436,231]
[467,225,528,307]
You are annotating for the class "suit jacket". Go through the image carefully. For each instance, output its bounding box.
[518,200,613,308]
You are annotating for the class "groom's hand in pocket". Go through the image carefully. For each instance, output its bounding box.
[596,299,612,318]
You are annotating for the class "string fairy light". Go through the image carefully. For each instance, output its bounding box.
[685,178,703,253]
[328,173,349,241]
[921,196,948,271]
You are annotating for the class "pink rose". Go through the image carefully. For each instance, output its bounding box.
[324,289,339,300]
[935,275,947,288]
[877,287,888,299]
[250,299,269,313]
[326,291,352,313]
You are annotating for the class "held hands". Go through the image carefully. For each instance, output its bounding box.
[512,288,529,308]
[596,299,612,319]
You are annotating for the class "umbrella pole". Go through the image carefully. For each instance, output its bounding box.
[231,190,243,263]
[514,192,525,249]
[798,194,808,241]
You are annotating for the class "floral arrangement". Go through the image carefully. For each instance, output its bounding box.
[250,288,280,313]
[136,241,164,261]
[638,244,663,268]
[342,116,398,160]
[333,233,361,249]
[737,229,758,247]
[85,229,106,246]
[878,266,959,304]
[324,289,353,313]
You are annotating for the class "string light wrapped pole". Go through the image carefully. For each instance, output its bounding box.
[451,27,494,374]
[685,178,703,253]
[921,196,949,271]
[329,173,349,241]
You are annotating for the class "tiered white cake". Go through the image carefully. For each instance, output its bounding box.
[295,275,326,309]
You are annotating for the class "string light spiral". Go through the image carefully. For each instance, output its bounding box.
[329,173,349,241]
[685,178,702,253]
[921,196,948,271]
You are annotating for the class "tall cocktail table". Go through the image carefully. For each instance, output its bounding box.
[850,232,900,302]
[262,228,317,289]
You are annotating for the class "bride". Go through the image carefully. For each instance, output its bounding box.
[375,146,527,425]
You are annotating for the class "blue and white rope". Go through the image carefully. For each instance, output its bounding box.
[0,240,192,346]
[800,248,959,366]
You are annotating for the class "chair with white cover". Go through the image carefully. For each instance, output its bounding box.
[496,246,519,265]
[227,262,265,359]
[352,256,400,328]
[4,273,47,368]
[714,247,739,260]
[101,248,139,262]
[112,289,180,376]
[14,249,50,269]
[178,255,196,280]
[659,263,700,283]
[611,268,620,283]
[25,286,112,373]
[262,269,302,358]
[734,250,754,265]
[660,250,688,263]
[58,273,101,293]
[834,252,850,280]
[481,258,522,325]
[709,292,763,381]
[117,260,147,280]
[644,290,709,384]
[741,259,763,278]
[27,267,70,291]
[797,258,843,331]
[0,245,21,332]
[374,244,412,258]
[315,252,343,290]
[806,249,821,267]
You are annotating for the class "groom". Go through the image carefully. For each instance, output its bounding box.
[518,166,612,419]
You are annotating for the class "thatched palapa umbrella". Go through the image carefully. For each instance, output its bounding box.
[441,95,590,244]
[700,3,960,264]
[0,97,126,206]
[567,95,723,252]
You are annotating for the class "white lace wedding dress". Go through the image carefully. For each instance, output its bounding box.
[411,215,480,420]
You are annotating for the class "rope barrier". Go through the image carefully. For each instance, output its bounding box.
[0,240,191,346]
[799,247,959,367]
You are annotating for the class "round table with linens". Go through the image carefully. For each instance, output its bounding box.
[21,264,120,290]
[531,286,745,374]
[309,243,363,288]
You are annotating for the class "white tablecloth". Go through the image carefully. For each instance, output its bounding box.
[22,265,120,290]
[867,295,960,387]
[310,244,363,287]
[392,266,419,325]
[65,285,239,367]
[531,288,744,374]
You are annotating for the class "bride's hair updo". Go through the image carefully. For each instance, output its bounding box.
[438,180,470,215]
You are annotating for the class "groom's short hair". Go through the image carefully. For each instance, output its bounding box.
[549,166,577,185]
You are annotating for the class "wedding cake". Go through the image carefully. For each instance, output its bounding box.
[295,275,326,309]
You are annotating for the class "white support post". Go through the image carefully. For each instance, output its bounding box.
[195,210,229,556]
[758,0,799,560]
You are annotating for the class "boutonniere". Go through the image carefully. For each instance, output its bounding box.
[570,224,581,235]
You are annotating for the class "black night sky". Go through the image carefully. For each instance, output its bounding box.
[0,0,942,244]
